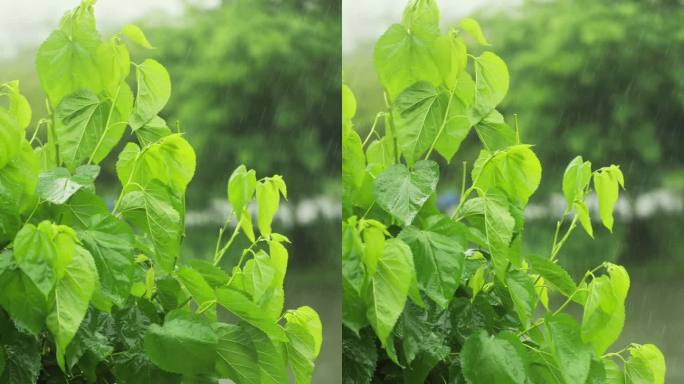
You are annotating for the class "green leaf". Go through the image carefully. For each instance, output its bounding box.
[256,178,284,237]
[472,51,509,118]
[0,139,38,244]
[37,165,100,204]
[46,245,98,371]
[13,221,78,296]
[134,115,173,145]
[0,322,41,384]
[472,145,542,205]
[117,134,196,194]
[374,160,439,226]
[144,309,218,375]
[243,251,276,302]
[176,266,216,319]
[459,18,490,46]
[562,156,592,206]
[215,323,289,384]
[342,219,367,333]
[624,344,666,384]
[284,306,323,384]
[55,87,133,168]
[342,123,365,216]
[77,214,135,308]
[342,84,357,122]
[227,165,256,220]
[118,180,183,272]
[391,82,445,164]
[398,217,464,308]
[36,1,102,107]
[215,286,287,342]
[366,238,414,347]
[431,35,467,90]
[111,349,181,384]
[505,269,538,327]
[545,313,593,384]
[575,200,594,238]
[528,255,576,297]
[433,73,476,162]
[581,264,630,355]
[474,109,517,151]
[121,24,154,49]
[0,108,22,170]
[594,165,624,232]
[0,256,47,336]
[95,36,131,95]
[477,191,515,280]
[130,59,171,129]
[342,327,377,384]
[373,24,441,99]
[461,330,528,384]
[2,81,31,130]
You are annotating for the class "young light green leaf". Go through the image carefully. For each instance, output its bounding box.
[143,309,218,375]
[129,59,171,129]
[374,160,439,226]
[13,221,77,296]
[562,156,592,206]
[472,51,509,118]
[624,344,666,384]
[284,306,323,384]
[121,24,154,49]
[474,109,517,151]
[46,245,98,371]
[373,24,441,99]
[243,251,276,303]
[95,36,131,96]
[36,1,102,107]
[227,165,257,220]
[574,200,594,238]
[472,145,542,205]
[459,18,490,46]
[366,238,414,347]
[461,330,528,384]
[342,123,365,215]
[431,35,467,89]
[256,180,280,237]
[594,165,624,232]
[0,108,23,170]
[545,313,593,384]
[342,84,357,122]
[117,134,196,194]
[2,81,31,130]
[581,265,630,355]
[134,115,173,145]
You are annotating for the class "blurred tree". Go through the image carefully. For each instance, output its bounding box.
[481,0,684,194]
[148,0,341,203]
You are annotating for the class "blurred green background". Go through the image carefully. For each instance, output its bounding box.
[344,0,683,381]
[1,0,341,381]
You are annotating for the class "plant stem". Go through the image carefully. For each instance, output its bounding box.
[362,112,385,147]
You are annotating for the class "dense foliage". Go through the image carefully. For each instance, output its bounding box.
[342,0,665,382]
[0,1,321,383]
